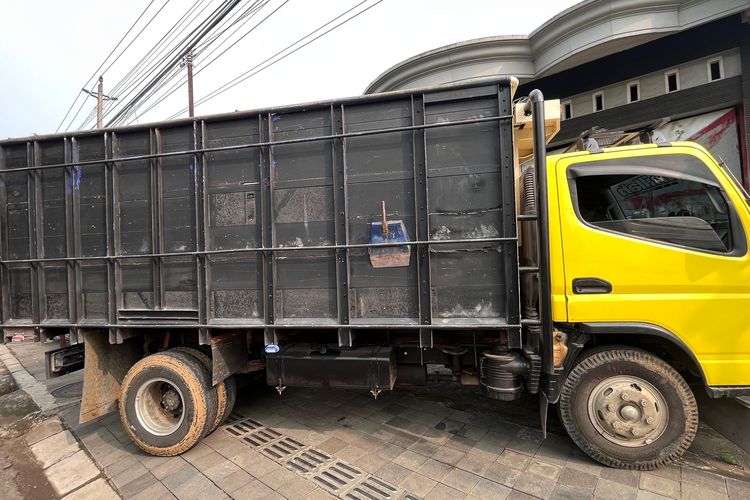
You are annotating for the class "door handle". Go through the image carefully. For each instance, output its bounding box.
[572,277,612,294]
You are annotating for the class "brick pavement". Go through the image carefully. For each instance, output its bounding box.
[58,384,750,500]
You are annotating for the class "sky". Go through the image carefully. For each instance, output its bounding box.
[0,0,580,139]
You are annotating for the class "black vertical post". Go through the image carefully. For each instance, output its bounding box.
[332,105,351,347]
[524,90,557,403]
[260,114,275,346]
[107,133,118,334]
[152,129,162,311]
[64,138,77,339]
[195,120,209,345]
[498,84,521,348]
[30,142,41,327]
[412,95,432,349]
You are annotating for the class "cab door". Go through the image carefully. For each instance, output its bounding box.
[554,144,750,387]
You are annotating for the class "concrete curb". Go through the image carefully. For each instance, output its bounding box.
[0,344,121,499]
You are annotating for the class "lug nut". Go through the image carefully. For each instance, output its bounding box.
[620,393,630,401]
[631,428,639,436]
[606,404,614,412]
[646,417,655,425]
[645,438,653,445]
[612,421,621,429]
[640,399,648,407]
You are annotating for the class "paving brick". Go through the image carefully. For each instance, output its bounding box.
[726,477,750,499]
[110,460,148,489]
[534,435,573,467]
[129,480,177,500]
[161,463,202,492]
[234,452,282,478]
[432,446,466,466]
[455,452,491,475]
[337,445,367,463]
[26,417,65,446]
[171,473,230,500]
[204,459,242,482]
[425,482,467,500]
[482,462,522,488]
[354,453,388,474]
[444,435,477,454]
[375,462,412,485]
[257,466,299,490]
[639,472,680,499]
[550,484,596,500]
[681,468,727,494]
[418,458,454,482]
[152,457,188,480]
[228,478,274,500]
[506,428,544,456]
[30,430,80,468]
[513,472,557,500]
[496,449,532,470]
[527,460,562,481]
[62,478,119,500]
[593,478,637,500]
[646,465,681,483]
[402,472,438,497]
[558,466,598,490]
[600,468,640,488]
[301,488,337,499]
[635,490,671,500]
[394,449,428,471]
[442,468,481,494]
[45,450,101,497]
[317,437,347,455]
[118,471,159,498]
[507,490,539,500]
[273,474,316,500]
[377,442,406,461]
[215,468,255,492]
[681,482,730,500]
[470,477,512,499]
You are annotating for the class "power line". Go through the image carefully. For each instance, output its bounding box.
[81,0,220,127]
[105,0,244,126]
[57,0,160,132]
[123,0,283,124]
[166,0,383,121]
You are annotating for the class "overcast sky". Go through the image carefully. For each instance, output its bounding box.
[0,0,579,139]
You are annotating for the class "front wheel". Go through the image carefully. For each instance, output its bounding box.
[559,347,698,470]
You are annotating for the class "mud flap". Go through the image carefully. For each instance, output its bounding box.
[79,331,141,424]
[539,391,549,438]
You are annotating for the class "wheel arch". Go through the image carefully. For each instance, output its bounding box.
[573,322,707,389]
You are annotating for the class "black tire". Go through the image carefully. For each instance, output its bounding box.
[170,347,224,434]
[119,350,218,456]
[559,347,698,470]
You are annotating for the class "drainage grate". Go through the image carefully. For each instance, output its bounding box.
[225,418,264,437]
[344,476,399,500]
[224,412,246,425]
[262,437,306,461]
[242,427,282,447]
[286,448,332,475]
[314,461,364,495]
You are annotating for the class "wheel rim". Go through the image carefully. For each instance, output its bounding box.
[134,378,186,436]
[587,375,669,448]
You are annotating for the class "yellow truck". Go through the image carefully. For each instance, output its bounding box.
[0,76,747,469]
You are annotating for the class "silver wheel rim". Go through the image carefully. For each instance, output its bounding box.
[587,375,669,448]
[134,377,186,436]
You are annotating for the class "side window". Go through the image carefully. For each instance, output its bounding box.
[574,173,732,253]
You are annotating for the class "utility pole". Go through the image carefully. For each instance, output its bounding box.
[186,50,195,117]
[81,76,117,129]
[97,76,104,128]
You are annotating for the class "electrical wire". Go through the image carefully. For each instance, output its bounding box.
[165,0,383,121]
[57,0,160,132]
[122,0,281,124]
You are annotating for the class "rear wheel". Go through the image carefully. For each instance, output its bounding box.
[559,347,698,470]
[170,347,226,434]
[119,350,218,456]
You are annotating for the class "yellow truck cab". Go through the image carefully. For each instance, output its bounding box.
[545,140,750,468]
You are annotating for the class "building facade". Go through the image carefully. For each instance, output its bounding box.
[365,0,750,185]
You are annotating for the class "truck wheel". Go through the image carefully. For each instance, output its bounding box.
[170,347,224,434]
[119,350,218,456]
[559,347,698,470]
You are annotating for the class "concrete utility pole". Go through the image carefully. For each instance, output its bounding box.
[186,50,195,117]
[82,76,117,129]
[97,76,104,128]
